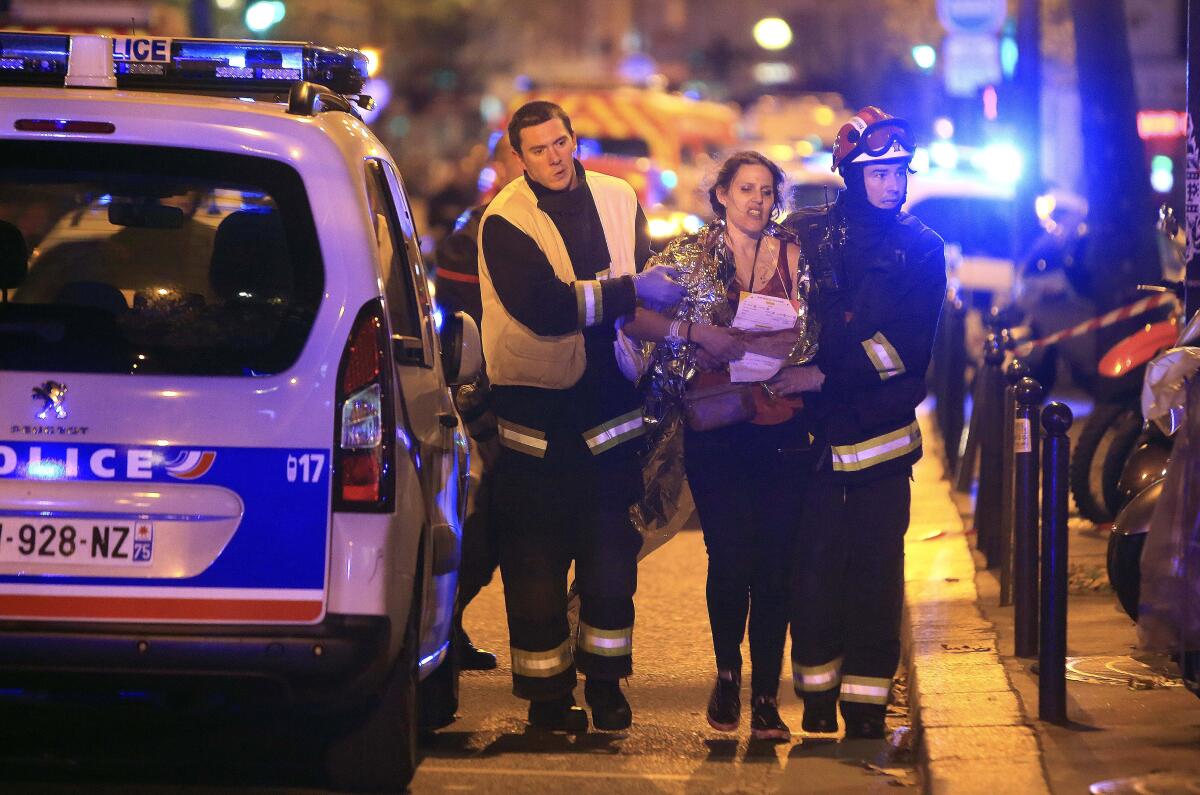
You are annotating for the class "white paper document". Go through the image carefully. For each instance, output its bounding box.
[728,292,798,383]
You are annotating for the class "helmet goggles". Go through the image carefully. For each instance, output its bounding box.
[850,118,916,159]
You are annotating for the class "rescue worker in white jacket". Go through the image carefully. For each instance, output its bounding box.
[478,101,707,733]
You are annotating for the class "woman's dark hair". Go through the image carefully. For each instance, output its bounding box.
[507,100,574,154]
[708,150,786,219]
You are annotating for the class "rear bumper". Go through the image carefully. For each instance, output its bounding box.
[0,614,393,708]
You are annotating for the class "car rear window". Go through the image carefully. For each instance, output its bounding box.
[0,142,323,376]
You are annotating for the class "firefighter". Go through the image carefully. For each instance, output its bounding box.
[772,106,947,739]
[478,101,691,733]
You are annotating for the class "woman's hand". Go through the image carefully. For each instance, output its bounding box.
[691,324,746,362]
[693,347,724,371]
[740,328,799,359]
[767,365,825,396]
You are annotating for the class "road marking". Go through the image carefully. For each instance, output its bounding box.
[419,765,707,782]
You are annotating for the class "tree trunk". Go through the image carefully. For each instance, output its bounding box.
[1069,0,1159,309]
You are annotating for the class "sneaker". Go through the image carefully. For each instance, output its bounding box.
[706,670,741,732]
[584,678,633,731]
[527,694,589,734]
[801,699,838,734]
[750,695,791,741]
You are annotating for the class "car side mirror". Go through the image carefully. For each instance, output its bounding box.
[0,220,28,302]
[439,310,483,386]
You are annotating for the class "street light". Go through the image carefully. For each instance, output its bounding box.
[245,0,285,34]
[753,17,793,51]
[912,44,936,71]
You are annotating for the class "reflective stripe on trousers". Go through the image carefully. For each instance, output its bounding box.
[793,656,843,692]
[840,674,892,704]
[577,621,633,657]
[511,638,573,678]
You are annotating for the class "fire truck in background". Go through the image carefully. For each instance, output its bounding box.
[504,86,740,244]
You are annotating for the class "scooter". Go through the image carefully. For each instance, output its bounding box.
[1107,304,1200,697]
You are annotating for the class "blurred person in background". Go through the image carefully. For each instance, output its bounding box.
[431,138,526,672]
[780,106,945,740]
[642,151,820,741]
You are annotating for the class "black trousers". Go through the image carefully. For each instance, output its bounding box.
[492,450,643,701]
[790,471,910,721]
[457,466,499,617]
[684,419,807,697]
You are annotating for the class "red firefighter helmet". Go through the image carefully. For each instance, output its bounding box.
[831,106,916,172]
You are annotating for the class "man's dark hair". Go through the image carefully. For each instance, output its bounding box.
[507,101,574,154]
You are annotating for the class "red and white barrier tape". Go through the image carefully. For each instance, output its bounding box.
[1014,292,1177,356]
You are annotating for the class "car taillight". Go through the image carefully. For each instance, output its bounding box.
[334,300,394,511]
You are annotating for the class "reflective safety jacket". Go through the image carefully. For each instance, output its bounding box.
[785,202,946,483]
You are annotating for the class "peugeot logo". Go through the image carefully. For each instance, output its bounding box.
[32,381,68,421]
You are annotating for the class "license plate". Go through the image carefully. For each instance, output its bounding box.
[0,518,153,565]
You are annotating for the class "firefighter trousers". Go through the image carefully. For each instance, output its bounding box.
[492,453,643,701]
[790,471,911,722]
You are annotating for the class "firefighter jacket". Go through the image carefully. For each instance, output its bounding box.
[784,200,946,483]
[478,162,652,467]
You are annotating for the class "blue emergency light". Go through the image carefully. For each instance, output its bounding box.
[0,32,70,85]
[0,31,368,96]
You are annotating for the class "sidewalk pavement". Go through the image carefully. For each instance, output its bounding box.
[906,411,1200,794]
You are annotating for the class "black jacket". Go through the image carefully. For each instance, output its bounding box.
[784,201,946,483]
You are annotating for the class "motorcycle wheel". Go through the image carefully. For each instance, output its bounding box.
[1070,402,1141,523]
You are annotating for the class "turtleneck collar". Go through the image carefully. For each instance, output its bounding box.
[526,159,588,213]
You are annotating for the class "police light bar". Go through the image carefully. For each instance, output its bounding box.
[114,37,368,95]
[0,32,70,86]
[0,31,368,96]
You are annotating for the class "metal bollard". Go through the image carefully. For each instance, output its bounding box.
[1000,358,1031,606]
[974,334,1006,565]
[1039,401,1073,723]
[941,293,967,473]
[1013,376,1043,658]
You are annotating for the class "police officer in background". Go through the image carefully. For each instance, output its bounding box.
[771,106,946,739]
[478,101,686,732]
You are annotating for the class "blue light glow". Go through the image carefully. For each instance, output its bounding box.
[930,141,960,170]
[973,142,1023,184]
[1151,168,1174,193]
[245,0,286,33]
[660,169,678,190]
[1001,37,1018,78]
[912,44,937,71]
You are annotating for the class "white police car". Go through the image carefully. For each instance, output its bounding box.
[0,31,480,792]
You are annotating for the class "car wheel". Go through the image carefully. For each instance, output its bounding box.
[323,595,420,793]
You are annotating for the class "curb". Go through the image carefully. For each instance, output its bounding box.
[905,413,1052,794]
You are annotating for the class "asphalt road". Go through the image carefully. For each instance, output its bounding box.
[0,525,915,794]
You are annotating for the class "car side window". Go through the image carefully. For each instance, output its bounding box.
[376,160,438,364]
[365,159,425,364]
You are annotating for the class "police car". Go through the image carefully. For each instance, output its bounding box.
[0,31,480,792]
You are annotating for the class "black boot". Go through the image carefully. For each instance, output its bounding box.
[584,678,632,731]
[801,692,838,734]
[527,693,589,734]
[749,694,791,741]
[457,628,497,671]
[843,716,886,740]
[706,670,741,731]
